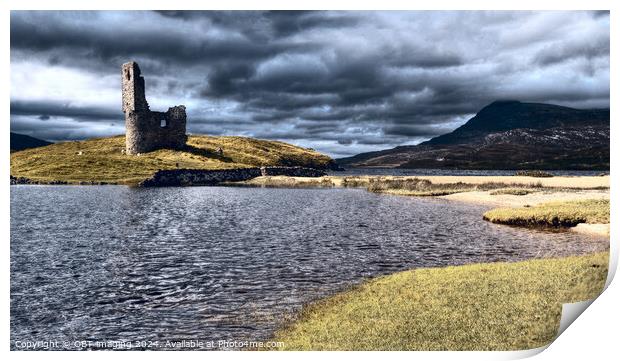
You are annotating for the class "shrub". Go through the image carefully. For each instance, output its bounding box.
[515,170,554,178]
[341,177,372,188]
[489,188,536,196]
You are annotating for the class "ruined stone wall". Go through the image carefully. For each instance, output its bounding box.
[259,166,327,177]
[122,62,187,154]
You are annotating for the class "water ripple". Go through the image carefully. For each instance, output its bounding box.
[10,186,608,349]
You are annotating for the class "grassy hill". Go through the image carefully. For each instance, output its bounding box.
[10,135,335,185]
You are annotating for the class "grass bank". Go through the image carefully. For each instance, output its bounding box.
[363,178,546,197]
[10,135,334,185]
[274,252,608,351]
[240,175,609,191]
[483,199,610,228]
[241,176,548,195]
[226,175,336,188]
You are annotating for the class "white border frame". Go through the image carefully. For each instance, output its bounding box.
[2,2,616,360]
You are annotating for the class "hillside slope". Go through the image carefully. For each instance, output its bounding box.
[10,135,336,184]
[337,101,609,170]
[10,132,52,152]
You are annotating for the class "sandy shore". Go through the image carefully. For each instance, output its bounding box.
[244,175,609,189]
[440,189,610,237]
[570,223,610,237]
[440,189,610,208]
[344,174,609,188]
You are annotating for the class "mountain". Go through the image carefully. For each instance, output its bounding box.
[337,101,609,170]
[10,132,52,152]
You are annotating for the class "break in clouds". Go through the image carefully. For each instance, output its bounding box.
[10,11,610,157]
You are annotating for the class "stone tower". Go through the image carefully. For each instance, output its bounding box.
[122,61,187,154]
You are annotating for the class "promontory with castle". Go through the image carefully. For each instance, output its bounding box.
[11,61,339,186]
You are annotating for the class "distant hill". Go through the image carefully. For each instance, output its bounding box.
[337,101,610,170]
[10,132,52,152]
[10,135,337,185]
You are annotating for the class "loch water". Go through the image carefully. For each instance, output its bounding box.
[10,186,608,350]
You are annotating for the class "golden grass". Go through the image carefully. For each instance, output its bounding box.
[230,176,335,188]
[489,188,538,196]
[375,188,474,196]
[402,175,609,189]
[10,135,333,185]
[483,199,610,227]
[274,252,608,351]
[365,178,546,197]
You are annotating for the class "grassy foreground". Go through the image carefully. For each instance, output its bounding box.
[274,252,608,351]
[10,135,334,184]
[483,199,610,227]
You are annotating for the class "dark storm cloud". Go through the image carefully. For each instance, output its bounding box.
[383,124,455,137]
[10,12,311,70]
[267,11,361,37]
[533,36,609,66]
[11,100,122,122]
[10,10,610,157]
[156,10,362,39]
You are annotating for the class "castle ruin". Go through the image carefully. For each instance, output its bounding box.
[122,61,187,154]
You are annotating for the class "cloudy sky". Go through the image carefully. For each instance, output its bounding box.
[10,11,609,158]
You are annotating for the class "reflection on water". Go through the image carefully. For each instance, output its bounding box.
[10,186,608,349]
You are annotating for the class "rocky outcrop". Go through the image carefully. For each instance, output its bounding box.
[10,176,68,185]
[138,166,327,187]
[139,168,261,187]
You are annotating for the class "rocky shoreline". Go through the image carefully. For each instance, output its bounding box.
[10,166,327,187]
[11,176,66,185]
[10,175,114,185]
[139,166,327,187]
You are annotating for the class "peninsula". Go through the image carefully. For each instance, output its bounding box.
[10,62,337,185]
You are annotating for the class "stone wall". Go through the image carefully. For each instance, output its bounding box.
[139,167,327,187]
[10,167,326,186]
[123,62,187,154]
[259,166,327,177]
